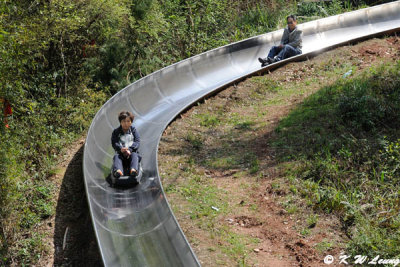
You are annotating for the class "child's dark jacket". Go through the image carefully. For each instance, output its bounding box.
[111,125,140,154]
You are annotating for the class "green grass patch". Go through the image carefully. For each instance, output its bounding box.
[251,77,282,94]
[219,228,259,266]
[168,168,259,265]
[197,113,221,127]
[12,232,47,265]
[206,156,239,170]
[315,240,335,253]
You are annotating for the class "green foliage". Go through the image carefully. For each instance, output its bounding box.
[0,2,108,256]
[338,65,400,132]
[379,138,400,182]
[296,0,364,22]
[297,2,322,17]
[235,2,288,36]
[275,60,400,258]
[12,232,46,265]
[131,0,154,20]
[197,113,221,127]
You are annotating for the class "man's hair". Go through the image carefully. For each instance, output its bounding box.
[118,111,134,122]
[287,15,297,21]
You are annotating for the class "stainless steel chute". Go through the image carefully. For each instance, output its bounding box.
[83,2,400,266]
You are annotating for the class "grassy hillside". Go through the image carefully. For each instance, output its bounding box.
[274,59,400,258]
[159,37,400,265]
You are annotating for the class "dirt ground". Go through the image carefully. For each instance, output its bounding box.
[36,137,102,267]
[37,35,400,266]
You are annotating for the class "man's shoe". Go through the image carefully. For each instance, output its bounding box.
[258,57,268,64]
[271,56,280,63]
[267,57,274,64]
[261,62,268,67]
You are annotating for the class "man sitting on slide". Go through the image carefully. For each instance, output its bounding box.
[258,15,303,67]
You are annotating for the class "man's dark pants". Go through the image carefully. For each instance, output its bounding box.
[268,44,301,61]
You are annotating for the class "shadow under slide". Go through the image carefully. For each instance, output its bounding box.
[83,2,400,266]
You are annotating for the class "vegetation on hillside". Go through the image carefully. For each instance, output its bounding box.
[274,61,400,258]
[159,42,400,265]
[0,0,386,264]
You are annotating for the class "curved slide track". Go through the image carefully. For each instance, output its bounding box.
[83,2,400,266]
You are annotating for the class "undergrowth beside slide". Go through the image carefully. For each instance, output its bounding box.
[273,60,400,258]
[0,90,106,264]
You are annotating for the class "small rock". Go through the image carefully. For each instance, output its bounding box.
[343,69,352,78]
[254,248,260,253]
[226,218,234,224]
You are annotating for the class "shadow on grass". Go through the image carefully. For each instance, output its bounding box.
[53,145,103,266]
